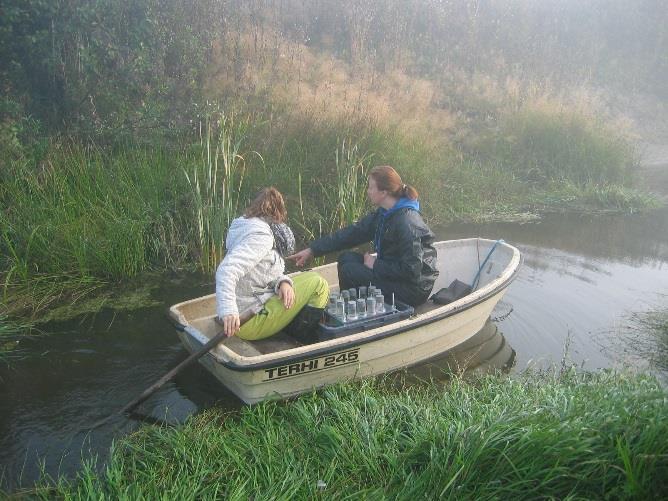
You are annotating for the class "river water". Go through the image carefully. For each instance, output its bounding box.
[2,207,668,491]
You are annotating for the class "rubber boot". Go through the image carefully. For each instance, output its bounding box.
[285,305,325,344]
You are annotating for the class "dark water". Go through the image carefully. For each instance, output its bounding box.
[2,207,668,491]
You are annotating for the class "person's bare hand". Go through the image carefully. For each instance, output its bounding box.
[221,314,240,337]
[278,281,295,309]
[363,252,376,269]
[287,248,313,267]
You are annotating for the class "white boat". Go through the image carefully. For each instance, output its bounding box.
[169,238,522,404]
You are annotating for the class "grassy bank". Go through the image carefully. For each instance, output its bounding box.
[19,370,668,499]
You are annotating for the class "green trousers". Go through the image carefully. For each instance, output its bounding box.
[237,271,329,341]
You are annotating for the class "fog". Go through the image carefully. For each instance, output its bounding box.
[2,0,666,135]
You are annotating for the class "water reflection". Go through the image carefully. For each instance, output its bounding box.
[404,319,515,383]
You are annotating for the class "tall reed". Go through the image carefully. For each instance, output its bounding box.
[184,113,251,273]
[327,138,373,231]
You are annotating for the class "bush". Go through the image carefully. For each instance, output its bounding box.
[477,103,637,186]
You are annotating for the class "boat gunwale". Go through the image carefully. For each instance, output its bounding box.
[172,239,523,372]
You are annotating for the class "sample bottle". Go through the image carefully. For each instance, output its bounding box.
[376,294,385,314]
[356,298,367,317]
[347,300,358,320]
[327,296,337,315]
[336,296,345,321]
[366,296,376,317]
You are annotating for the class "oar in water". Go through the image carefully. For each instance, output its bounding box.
[91,311,253,429]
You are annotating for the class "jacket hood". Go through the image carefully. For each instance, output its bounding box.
[226,217,270,250]
[379,197,420,216]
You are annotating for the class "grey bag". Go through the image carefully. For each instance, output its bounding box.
[429,239,505,306]
[429,279,472,305]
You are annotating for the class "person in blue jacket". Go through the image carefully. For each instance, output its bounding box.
[289,165,438,307]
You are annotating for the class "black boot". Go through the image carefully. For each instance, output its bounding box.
[285,305,325,344]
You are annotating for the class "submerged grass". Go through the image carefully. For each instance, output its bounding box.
[25,370,668,499]
[0,314,36,363]
[625,303,668,373]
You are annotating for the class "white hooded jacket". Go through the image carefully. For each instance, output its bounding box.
[215,217,293,319]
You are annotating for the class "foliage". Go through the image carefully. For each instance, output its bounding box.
[0,0,218,139]
[184,112,254,273]
[2,0,667,143]
[0,143,187,280]
[329,139,373,231]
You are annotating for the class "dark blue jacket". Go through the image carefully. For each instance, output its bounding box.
[310,202,438,301]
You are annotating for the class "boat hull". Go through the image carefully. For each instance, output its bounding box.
[176,288,507,404]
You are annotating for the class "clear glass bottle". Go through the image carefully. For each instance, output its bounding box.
[356,298,366,317]
[366,296,376,317]
[347,300,357,320]
[376,294,385,314]
[336,296,345,321]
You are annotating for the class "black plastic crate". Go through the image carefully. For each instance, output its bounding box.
[318,300,414,340]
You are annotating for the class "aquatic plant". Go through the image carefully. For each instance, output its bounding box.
[0,314,35,363]
[0,144,181,279]
[328,138,373,231]
[184,112,254,273]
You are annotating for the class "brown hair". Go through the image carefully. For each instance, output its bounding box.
[368,165,418,200]
[244,187,287,223]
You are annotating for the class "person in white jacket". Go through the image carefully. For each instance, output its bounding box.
[216,187,329,341]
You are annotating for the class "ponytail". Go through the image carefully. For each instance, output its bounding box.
[402,183,419,200]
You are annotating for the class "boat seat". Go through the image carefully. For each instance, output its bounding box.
[220,331,302,356]
[243,332,302,354]
[220,336,264,357]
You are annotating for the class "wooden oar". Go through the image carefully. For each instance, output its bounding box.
[91,311,253,429]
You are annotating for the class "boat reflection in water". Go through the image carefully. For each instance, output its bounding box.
[403,318,515,383]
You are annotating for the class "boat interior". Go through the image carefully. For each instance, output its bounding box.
[171,239,516,357]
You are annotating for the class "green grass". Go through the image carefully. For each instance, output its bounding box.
[1,142,188,280]
[21,370,668,499]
